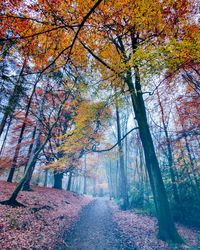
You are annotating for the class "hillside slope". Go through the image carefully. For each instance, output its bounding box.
[0,181,91,250]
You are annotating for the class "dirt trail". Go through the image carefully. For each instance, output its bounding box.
[62,198,135,250]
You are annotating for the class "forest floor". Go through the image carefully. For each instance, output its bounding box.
[58,198,135,250]
[111,202,200,250]
[0,181,91,250]
[58,199,200,250]
[1,182,200,250]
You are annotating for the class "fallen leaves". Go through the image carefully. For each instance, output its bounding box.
[0,181,92,250]
[110,202,200,250]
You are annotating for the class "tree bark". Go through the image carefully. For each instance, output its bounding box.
[24,126,37,173]
[83,155,87,194]
[116,100,129,210]
[7,81,38,182]
[0,116,12,156]
[53,170,63,189]
[1,93,67,205]
[157,91,180,205]
[44,169,48,187]
[126,67,183,242]
[67,171,72,191]
[0,64,25,137]
[22,127,40,191]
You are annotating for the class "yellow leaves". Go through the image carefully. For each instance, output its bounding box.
[2,0,197,88]
[57,100,110,160]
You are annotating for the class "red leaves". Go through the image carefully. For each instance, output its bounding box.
[36,88,43,96]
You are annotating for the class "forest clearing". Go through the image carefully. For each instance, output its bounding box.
[0,0,199,249]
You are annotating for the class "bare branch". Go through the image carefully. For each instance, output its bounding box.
[92,127,139,153]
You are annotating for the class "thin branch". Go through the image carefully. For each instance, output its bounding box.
[0,25,75,42]
[79,39,115,72]
[92,127,139,153]
[67,0,103,60]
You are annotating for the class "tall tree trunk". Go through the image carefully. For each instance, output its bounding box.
[116,101,129,210]
[7,119,28,182]
[36,171,41,185]
[126,67,183,242]
[183,132,199,189]
[22,165,36,191]
[116,159,120,198]
[22,128,40,191]
[0,64,25,137]
[157,91,180,205]
[83,155,87,194]
[1,94,66,205]
[53,170,63,189]
[0,116,12,156]
[44,169,48,187]
[7,81,38,182]
[3,140,44,205]
[138,146,145,208]
[93,177,96,196]
[24,126,37,173]
[106,160,114,198]
[67,171,72,191]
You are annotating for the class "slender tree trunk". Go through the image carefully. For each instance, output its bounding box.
[1,95,66,205]
[83,155,87,194]
[116,101,129,210]
[116,159,120,198]
[22,85,49,190]
[22,161,37,191]
[67,171,72,191]
[22,128,40,191]
[7,119,28,182]
[126,67,183,242]
[71,176,75,191]
[183,132,199,189]
[107,160,114,198]
[93,177,96,196]
[83,175,87,194]
[4,145,42,205]
[36,171,41,185]
[44,169,48,187]
[7,121,45,203]
[24,126,37,173]
[0,64,25,137]
[157,91,180,205]
[138,146,145,208]
[0,116,12,156]
[7,81,38,182]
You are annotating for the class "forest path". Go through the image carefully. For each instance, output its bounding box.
[62,198,135,250]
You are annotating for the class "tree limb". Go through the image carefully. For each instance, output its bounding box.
[92,126,139,153]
